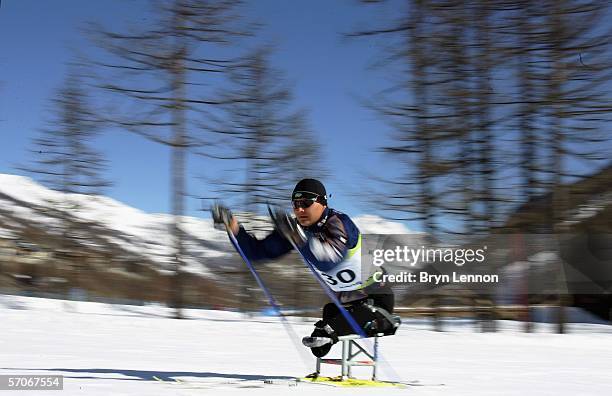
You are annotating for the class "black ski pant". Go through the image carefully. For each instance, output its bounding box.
[309,293,395,357]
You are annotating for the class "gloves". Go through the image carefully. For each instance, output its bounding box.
[269,207,307,247]
[211,203,233,231]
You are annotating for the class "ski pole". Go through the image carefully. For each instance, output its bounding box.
[223,221,312,367]
[268,205,406,383]
[267,205,366,338]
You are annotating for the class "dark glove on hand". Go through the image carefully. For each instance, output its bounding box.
[211,203,233,231]
[269,207,307,247]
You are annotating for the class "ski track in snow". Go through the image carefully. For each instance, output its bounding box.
[1,295,611,395]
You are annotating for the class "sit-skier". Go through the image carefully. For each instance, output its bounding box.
[212,178,399,357]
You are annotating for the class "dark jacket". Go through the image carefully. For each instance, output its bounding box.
[236,208,357,267]
[235,207,378,303]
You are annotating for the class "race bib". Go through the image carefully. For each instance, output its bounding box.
[314,252,363,292]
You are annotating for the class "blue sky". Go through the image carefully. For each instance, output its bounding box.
[0,0,404,222]
[1,1,609,233]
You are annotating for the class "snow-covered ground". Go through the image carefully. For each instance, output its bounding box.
[1,295,611,395]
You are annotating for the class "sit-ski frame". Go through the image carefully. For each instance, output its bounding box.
[314,334,381,381]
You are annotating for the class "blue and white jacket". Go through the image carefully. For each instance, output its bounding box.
[235,207,375,303]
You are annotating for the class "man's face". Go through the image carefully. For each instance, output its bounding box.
[293,199,325,227]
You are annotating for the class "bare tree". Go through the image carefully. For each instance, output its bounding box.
[19,72,110,196]
[537,0,612,332]
[204,47,326,217]
[351,0,611,235]
[17,69,112,291]
[350,0,461,234]
[351,0,611,333]
[89,0,249,318]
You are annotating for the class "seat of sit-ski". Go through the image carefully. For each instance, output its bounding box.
[364,308,402,336]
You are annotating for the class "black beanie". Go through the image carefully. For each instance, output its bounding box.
[292,178,327,203]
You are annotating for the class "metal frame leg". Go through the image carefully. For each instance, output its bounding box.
[372,336,379,381]
[316,335,381,382]
[347,340,353,378]
[341,339,349,379]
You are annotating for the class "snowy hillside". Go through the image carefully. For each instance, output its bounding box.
[1,294,611,395]
[0,174,232,276]
[353,214,417,234]
[0,173,413,277]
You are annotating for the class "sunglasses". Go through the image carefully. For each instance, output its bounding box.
[292,197,318,209]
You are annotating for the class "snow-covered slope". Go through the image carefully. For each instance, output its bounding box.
[0,173,413,277]
[0,174,233,276]
[353,214,418,234]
